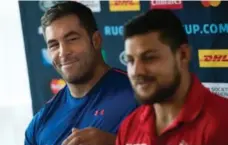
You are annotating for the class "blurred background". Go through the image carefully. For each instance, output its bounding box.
[1,0,228,145]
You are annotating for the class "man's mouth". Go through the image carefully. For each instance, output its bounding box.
[135,80,152,88]
[61,60,78,68]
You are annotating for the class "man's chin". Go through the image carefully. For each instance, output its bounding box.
[135,93,156,105]
[137,98,155,105]
[62,73,94,84]
[63,76,83,84]
[135,90,172,105]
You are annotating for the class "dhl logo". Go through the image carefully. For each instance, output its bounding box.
[109,0,140,12]
[203,55,228,62]
[113,0,134,5]
[198,49,228,67]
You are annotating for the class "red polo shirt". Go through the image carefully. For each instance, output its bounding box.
[116,74,228,145]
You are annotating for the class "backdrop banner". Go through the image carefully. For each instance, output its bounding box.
[19,0,228,114]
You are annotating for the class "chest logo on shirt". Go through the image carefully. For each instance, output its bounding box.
[126,143,147,145]
[179,140,189,145]
[94,109,105,116]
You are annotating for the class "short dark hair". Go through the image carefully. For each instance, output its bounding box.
[41,1,98,36]
[124,10,188,52]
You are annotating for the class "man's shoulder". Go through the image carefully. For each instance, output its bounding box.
[204,90,228,119]
[109,68,129,82]
[110,68,127,75]
[35,86,67,122]
[105,68,134,94]
[202,93,228,144]
[202,90,228,137]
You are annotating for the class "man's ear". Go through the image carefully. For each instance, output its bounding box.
[92,31,102,51]
[177,44,191,70]
[179,44,191,63]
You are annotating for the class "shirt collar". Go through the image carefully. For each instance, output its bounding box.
[175,74,205,123]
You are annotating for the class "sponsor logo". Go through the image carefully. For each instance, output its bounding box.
[103,23,228,37]
[201,0,221,7]
[184,23,228,35]
[109,0,140,12]
[41,48,52,66]
[198,49,228,67]
[150,0,183,9]
[104,25,123,36]
[38,0,58,12]
[74,0,101,12]
[50,79,66,94]
[39,0,101,12]
[202,83,228,98]
[119,50,127,66]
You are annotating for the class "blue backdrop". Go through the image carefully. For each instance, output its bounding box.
[19,0,228,114]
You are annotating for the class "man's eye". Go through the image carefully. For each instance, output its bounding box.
[143,56,158,61]
[68,37,79,42]
[126,57,134,64]
[49,43,59,50]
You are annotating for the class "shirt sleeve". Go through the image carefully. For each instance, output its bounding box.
[24,108,45,145]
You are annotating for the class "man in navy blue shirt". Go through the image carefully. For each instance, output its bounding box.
[24,1,138,145]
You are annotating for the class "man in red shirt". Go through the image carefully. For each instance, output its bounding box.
[116,9,228,145]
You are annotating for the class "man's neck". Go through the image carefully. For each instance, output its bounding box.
[67,64,110,98]
[154,73,192,135]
